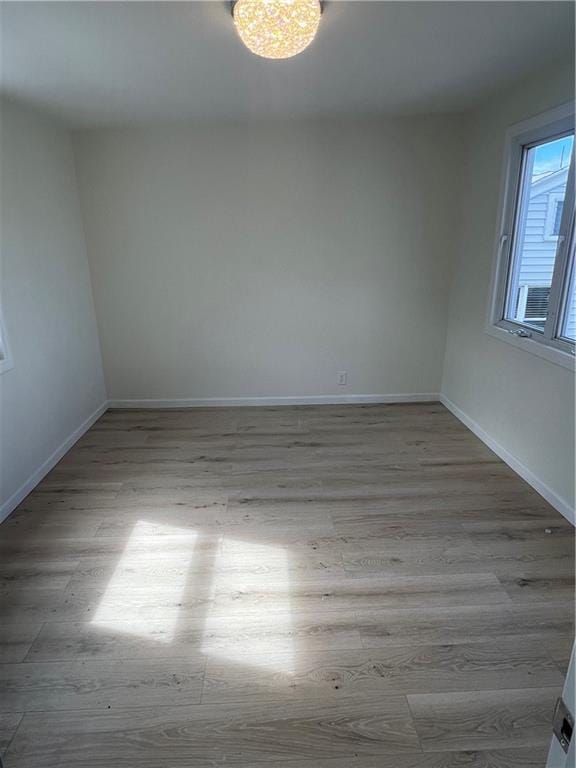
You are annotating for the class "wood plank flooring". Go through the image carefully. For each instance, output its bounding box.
[0,402,573,767]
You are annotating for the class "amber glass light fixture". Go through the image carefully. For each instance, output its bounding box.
[233,0,322,60]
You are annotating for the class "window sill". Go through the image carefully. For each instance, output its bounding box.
[485,322,575,371]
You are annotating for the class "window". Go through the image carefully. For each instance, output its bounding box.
[488,103,575,368]
[514,285,550,330]
[0,304,13,374]
[545,192,565,240]
[552,199,564,236]
[560,254,576,342]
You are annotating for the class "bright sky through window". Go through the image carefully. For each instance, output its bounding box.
[532,135,574,178]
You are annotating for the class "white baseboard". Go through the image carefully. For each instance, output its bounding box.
[440,394,575,526]
[0,401,108,525]
[107,393,440,409]
[3,392,572,527]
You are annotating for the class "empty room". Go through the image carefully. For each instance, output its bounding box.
[0,1,575,766]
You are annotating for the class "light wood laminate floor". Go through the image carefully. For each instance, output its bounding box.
[0,403,573,767]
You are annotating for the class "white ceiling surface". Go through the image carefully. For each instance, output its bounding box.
[1,1,574,127]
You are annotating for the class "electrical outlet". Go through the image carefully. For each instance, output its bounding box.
[337,371,347,386]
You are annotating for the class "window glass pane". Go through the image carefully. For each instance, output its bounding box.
[505,134,574,332]
[560,252,576,341]
[552,200,564,235]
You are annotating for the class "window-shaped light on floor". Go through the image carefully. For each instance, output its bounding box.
[91,521,199,643]
[201,539,294,672]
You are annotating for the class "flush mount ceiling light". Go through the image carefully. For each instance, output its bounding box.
[232,0,322,60]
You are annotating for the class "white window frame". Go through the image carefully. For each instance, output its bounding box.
[486,102,575,371]
[0,304,14,375]
[544,191,565,241]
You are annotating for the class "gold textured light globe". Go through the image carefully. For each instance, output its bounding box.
[233,0,322,60]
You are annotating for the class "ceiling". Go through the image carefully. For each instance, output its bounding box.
[1,1,574,127]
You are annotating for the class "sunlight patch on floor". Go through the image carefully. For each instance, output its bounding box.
[202,539,295,673]
[91,520,198,642]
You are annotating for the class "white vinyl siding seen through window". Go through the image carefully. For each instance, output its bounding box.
[487,102,575,368]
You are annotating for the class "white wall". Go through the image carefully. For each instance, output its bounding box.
[3,76,572,522]
[73,116,464,402]
[0,100,107,520]
[442,62,575,514]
